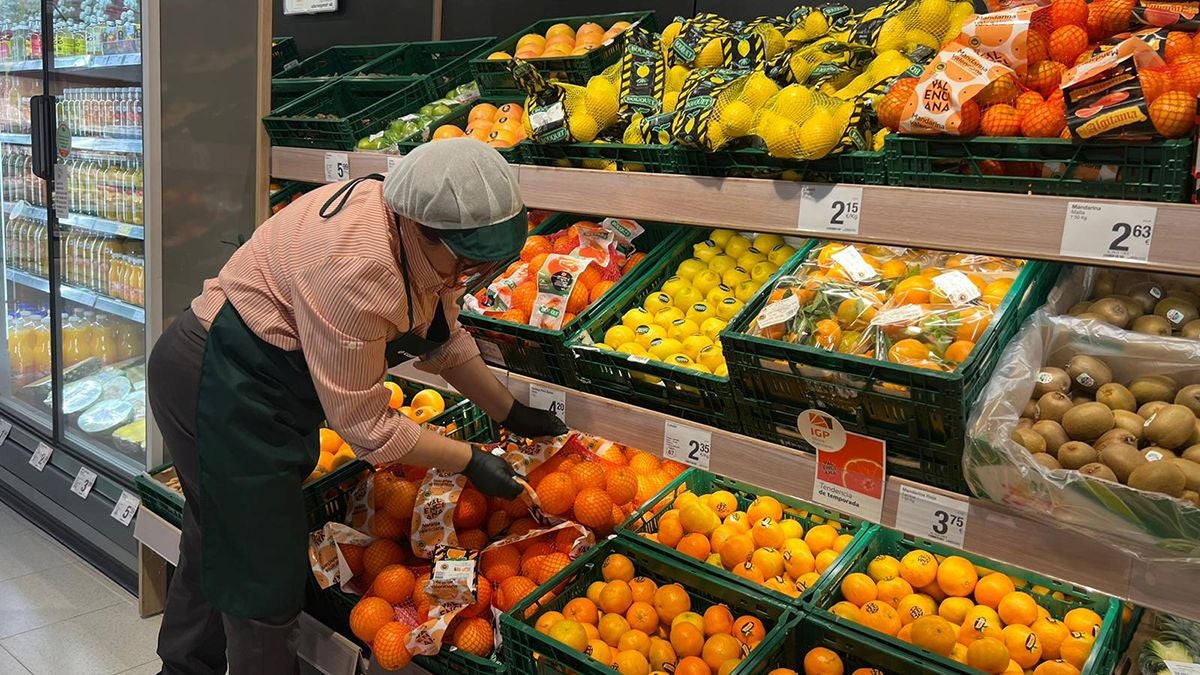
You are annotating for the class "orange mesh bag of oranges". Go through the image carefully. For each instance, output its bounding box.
[507,541,787,675]
[429,100,528,150]
[813,530,1119,675]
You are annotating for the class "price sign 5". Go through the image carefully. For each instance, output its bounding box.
[663,420,711,470]
[799,185,864,235]
[896,484,969,547]
[111,491,140,526]
[324,152,350,182]
[1061,201,1156,263]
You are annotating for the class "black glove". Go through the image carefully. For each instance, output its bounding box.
[503,399,568,438]
[462,446,523,500]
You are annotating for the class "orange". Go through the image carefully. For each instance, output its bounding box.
[585,581,606,606]
[629,576,658,604]
[746,496,783,523]
[751,518,786,549]
[866,555,901,582]
[732,561,765,584]
[410,388,444,414]
[654,584,692,623]
[944,340,974,364]
[450,617,493,657]
[453,488,487,530]
[658,513,685,548]
[1063,608,1102,638]
[431,124,465,140]
[604,553,636,582]
[599,612,631,646]
[980,103,1021,136]
[480,545,521,584]
[533,552,572,585]
[998,591,1038,626]
[803,646,844,675]
[910,616,956,656]
[369,512,406,540]
[724,511,752,533]
[549,619,590,651]
[1033,661,1081,675]
[830,601,860,622]
[795,572,822,595]
[939,597,975,625]
[967,637,1011,673]
[783,546,816,578]
[495,575,538,613]
[893,275,933,304]
[371,565,416,605]
[708,490,739,517]
[670,622,705,658]
[575,488,617,531]
[1059,631,1095,670]
[627,600,660,634]
[569,462,607,491]
[840,573,877,607]
[340,544,365,578]
[628,451,661,475]
[710,525,739,554]
[563,597,600,625]
[362,540,406,581]
[1152,89,1200,138]
[875,578,913,609]
[536,472,577,516]
[815,549,840,574]
[600,580,635,615]
[372,622,413,669]
[959,610,1003,646]
[1032,617,1070,660]
[613,649,650,675]
[936,556,978,597]
[587,639,614,664]
[805,524,839,553]
[702,633,743,670]
[888,338,930,363]
[470,103,499,122]
[856,600,902,637]
[606,466,638,505]
[349,597,394,643]
[677,533,712,561]
[719,534,756,569]
[974,573,1016,609]
[319,427,343,454]
[648,637,677,670]
[732,615,767,646]
[751,547,786,578]
[1002,624,1043,668]
[675,655,711,675]
[704,604,735,636]
[896,593,937,625]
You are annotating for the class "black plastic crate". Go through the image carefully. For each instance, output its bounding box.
[263,77,433,150]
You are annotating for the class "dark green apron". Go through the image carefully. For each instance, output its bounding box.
[196,175,450,618]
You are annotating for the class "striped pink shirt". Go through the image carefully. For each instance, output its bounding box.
[192,179,480,465]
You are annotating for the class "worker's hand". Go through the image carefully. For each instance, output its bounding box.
[502,400,568,438]
[462,446,523,500]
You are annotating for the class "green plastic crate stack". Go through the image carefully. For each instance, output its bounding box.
[459,213,685,387]
[809,527,1123,675]
[264,78,434,150]
[618,468,874,607]
[720,249,1061,493]
[499,536,795,675]
[885,135,1195,202]
[469,11,656,96]
[346,38,494,95]
[271,36,299,75]
[270,43,413,114]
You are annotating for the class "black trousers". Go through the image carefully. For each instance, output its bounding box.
[146,309,301,675]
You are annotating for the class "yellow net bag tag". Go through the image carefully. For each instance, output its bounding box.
[617,28,666,121]
[669,13,731,66]
[670,68,755,150]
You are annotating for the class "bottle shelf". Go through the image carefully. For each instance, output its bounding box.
[0,132,141,154]
[0,52,141,74]
[5,268,144,323]
[11,203,144,240]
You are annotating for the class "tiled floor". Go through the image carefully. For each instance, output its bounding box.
[0,499,162,675]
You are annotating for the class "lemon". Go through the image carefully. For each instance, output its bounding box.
[706,254,737,276]
[693,239,722,262]
[717,100,756,138]
[756,113,802,157]
[666,353,696,368]
[710,229,736,248]
[736,248,767,269]
[741,72,781,109]
[688,362,713,374]
[716,297,745,321]
[617,342,648,356]
[798,110,842,159]
[773,86,815,123]
[707,284,735,305]
[681,334,714,360]
[723,235,753,259]
[735,280,763,303]
[595,343,613,350]
[755,25,787,58]
[623,123,645,145]
[875,18,907,53]
[722,266,751,287]
[644,292,674,314]
[654,307,686,328]
[676,258,707,281]
[622,307,653,330]
[751,261,781,285]
[568,113,601,142]
[805,10,830,36]
[695,38,726,68]
[754,234,785,251]
[714,363,729,377]
[915,0,950,36]
[584,76,620,125]
[605,325,636,348]
[668,319,701,342]
[691,269,722,297]
[873,128,889,152]
[673,286,704,310]
[648,337,684,361]
[698,344,725,371]
[661,276,690,298]
[686,303,716,324]
[633,323,667,349]
[768,243,798,266]
[667,64,690,92]
[661,21,683,51]
[699,318,728,341]
[663,91,680,113]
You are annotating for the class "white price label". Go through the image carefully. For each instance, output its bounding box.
[529,384,566,423]
[756,293,799,329]
[53,164,70,219]
[831,246,876,282]
[0,418,12,445]
[29,442,52,471]
[71,466,98,499]
[324,152,350,182]
[1061,201,1156,263]
[896,484,969,547]
[932,271,982,306]
[111,491,140,526]
[476,339,506,367]
[663,420,711,470]
[386,155,403,173]
[799,185,863,235]
[1165,662,1200,675]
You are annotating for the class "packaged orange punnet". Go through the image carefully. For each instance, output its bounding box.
[899,43,1015,134]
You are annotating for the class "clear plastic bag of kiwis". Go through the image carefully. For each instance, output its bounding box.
[1045,266,1200,341]
[965,307,1200,562]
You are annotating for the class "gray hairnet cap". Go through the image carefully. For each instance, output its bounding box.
[383,138,527,262]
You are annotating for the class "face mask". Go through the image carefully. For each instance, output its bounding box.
[441,240,503,291]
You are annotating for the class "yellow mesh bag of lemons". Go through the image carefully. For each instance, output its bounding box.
[852,0,975,57]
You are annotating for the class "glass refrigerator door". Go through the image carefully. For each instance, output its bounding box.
[48,0,144,475]
[0,1,52,432]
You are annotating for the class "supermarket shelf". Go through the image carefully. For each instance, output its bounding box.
[4,268,145,323]
[392,362,1200,622]
[0,132,142,153]
[0,53,141,73]
[270,146,1200,275]
[10,203,145,239]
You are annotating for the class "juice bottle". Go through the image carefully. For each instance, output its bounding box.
[81,311,99,358]
[130,157,142,224]
[9,312,26,382]
[109,253,124,301]
[93,312,113,364]
[62,313,81,366]
[131,257,143,306]
[33,315,49,378]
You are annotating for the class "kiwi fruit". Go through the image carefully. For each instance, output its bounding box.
[1036,392,1074,423]
[1166,289,1200,306]
[1032,367,1070,398]
[1139,401,1169,420]
[1144,404,1197,449]
[1112,411,1147,441]
[1191,420,1200,447]
[1110,295,1145,319]
[1066,355,1112,393]
[1174,384,1200,416]
[1127,281,1165,314]
[1181,490,1200,508]
[1092,272,1115,298]
[1012,427,1047,454]
[1076,313,1105,322]
[1127,461,1188,497]
[1183,445,1200,464]
[1182,320,1200,339]
[1078,462,1118,482]
[1032,420,1070,457]
[1100,442,1146,483]
[1032,453,1062,471]
[1021,399,1038,419]
[1071,393,1095,406]
[1131,314,1172,336]
[1095,383,1137,412]
[1155,297,1200,329]
[1067,302,1092,316]
[1061,402,1115,441]
[1094,428,1139,452]
[1170,459,1200,493]
[1058,441,1099,470]
[1087,297,1131,328]
[1130,375,1179,406]
[1016,417,1034,429]
[1142,447,1176,462]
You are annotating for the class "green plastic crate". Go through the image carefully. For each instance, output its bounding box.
[618,468,873,607]
[274,43,405,81]
[272,36,299,74]
[764,612,961,673]
[719,148,888,184]
[469,12,656,96]
[886,135,1195,202]
[720,252,1060,493]
[567,232,811,429]
[270,78,327,113]
[460,213,685,387]
[348,38,494,94]
[268,180,317,212]
[499,536,793,675]
[520,141,711,174]
[810,527,1122,675]
[263,77,433,150]
[135,463,184,528]
[395,96,526,163]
